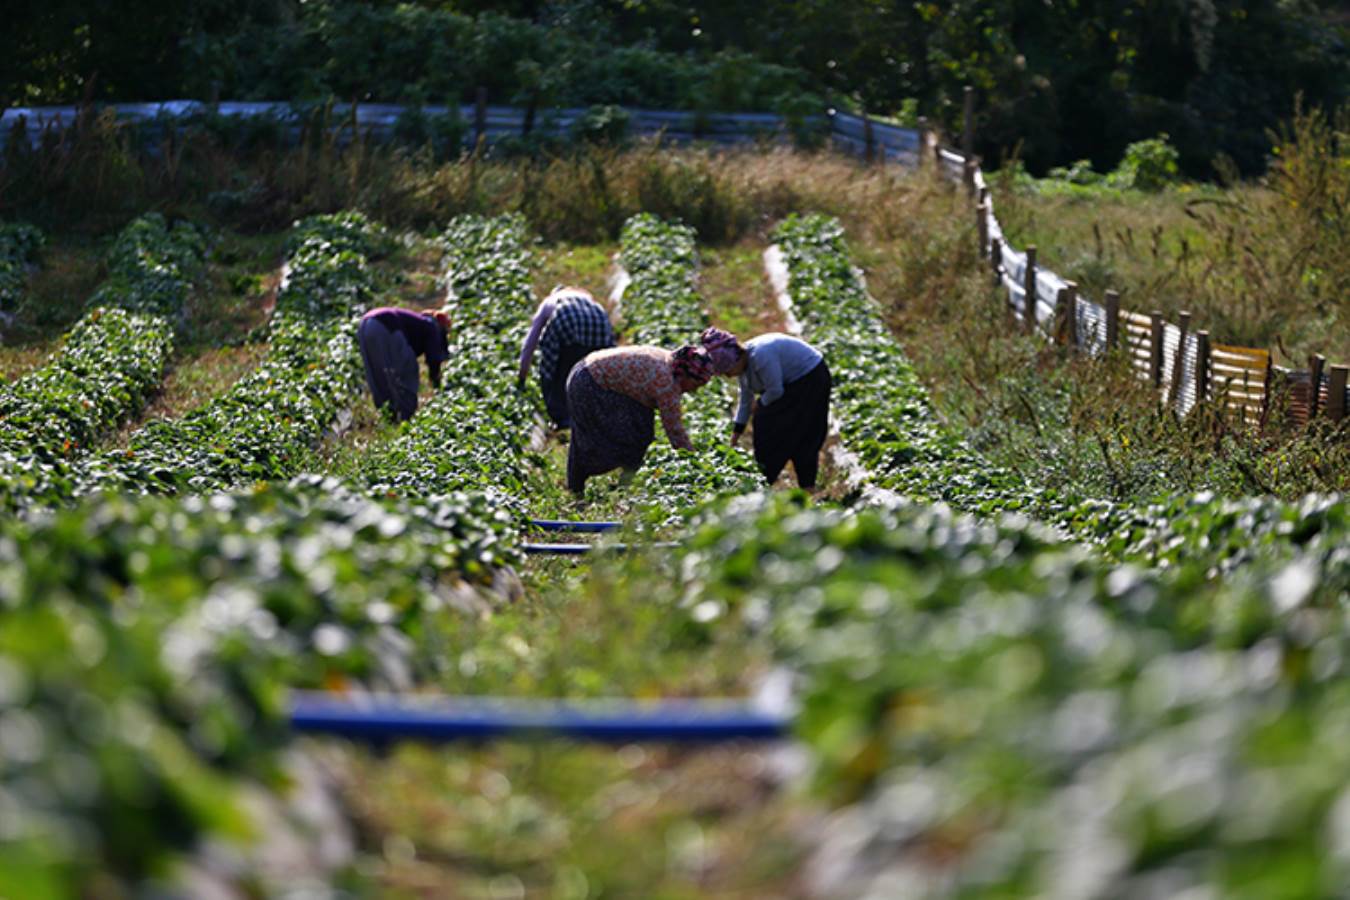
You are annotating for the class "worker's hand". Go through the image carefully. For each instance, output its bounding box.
[730,427,744,448]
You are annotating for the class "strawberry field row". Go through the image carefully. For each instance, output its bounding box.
[0,477,518,896]
[0,214,205,512]
[645,489,1350,896]
[772,213,1039,516]
[771,213,1350,579]
[75,211,389,497]
[610,213,760,518]
[355,214,543,515]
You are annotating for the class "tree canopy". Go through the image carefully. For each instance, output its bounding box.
[2,0,1346,176]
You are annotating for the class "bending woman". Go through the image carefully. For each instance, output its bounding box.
[357,306,451,422]
[701,327,831,489]
[564,344,714,496]
[517,286,617,428]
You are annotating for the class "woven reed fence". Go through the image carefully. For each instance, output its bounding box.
[942,147,1348,429]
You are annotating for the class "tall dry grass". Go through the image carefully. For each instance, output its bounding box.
[0,114,927,242]
[990,105,1349,364]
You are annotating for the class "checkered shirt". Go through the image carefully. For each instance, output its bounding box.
[539,294,616,384]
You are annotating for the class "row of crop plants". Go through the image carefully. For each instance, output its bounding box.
[0,476,520,896]
[605,213,761,518]
[0,211,545,894]
[771,213,1047,518]
[0,221,43,316]
[69,212,389,498]
[352,213,549,517]
[771,213,1350,577]
[0,214,205,512]
[615,484,1348,896]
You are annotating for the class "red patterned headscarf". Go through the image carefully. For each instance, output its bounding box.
[670,345,714,388]
[699,326,745,375]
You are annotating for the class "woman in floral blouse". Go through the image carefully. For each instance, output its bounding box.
[564,344,714,495]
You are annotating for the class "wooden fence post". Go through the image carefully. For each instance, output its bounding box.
[962,85,974,157]
[962,158,976,199]
[1167,311,1191,409]
[1261,354,1274,424]
[1023,246,1038,332]
[1330,365,1349,423]
[474,87,488,145]
[990,236,1003,286]
[1054,287,1070,345]
[863,113,876,163]
[1066,281,1079,347]
[1309,354,1326,420]
[1196,330,1211,408]
[1150,311,1164,388]
[1105,290,1120,351]
[977,201,989,260]
[917,117,929,169]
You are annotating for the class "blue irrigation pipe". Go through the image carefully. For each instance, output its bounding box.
[523,542,592,556]
[529,518,622,533]
[522,541,680,555]
[289,692,791,743]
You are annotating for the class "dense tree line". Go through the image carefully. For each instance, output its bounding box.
[2,0,1346,175]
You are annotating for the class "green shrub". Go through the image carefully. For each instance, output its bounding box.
[1108,134,1181,191]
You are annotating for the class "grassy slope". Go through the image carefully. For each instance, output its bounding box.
[989,178,1348,365]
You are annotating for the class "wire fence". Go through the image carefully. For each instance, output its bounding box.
[3,96,1343,428]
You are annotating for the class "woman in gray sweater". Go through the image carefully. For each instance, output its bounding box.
[701,327,832,489]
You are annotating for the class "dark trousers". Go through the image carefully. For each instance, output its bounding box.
[542,342,592,428]
[358,317,420,422]
[752,360,831,489]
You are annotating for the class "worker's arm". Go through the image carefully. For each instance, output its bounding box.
[517,298,557,386]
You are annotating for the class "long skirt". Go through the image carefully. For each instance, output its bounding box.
[752,360,832,489]
[566,365,655,494]
[541,341,594,428]
[358,317,420,422]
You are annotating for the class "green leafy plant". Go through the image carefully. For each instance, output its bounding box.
[1108,134,1181,192]
[665,489,1350,897]
[0,476,519,895]
[75,211,389,497]
[0,214,204,511]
